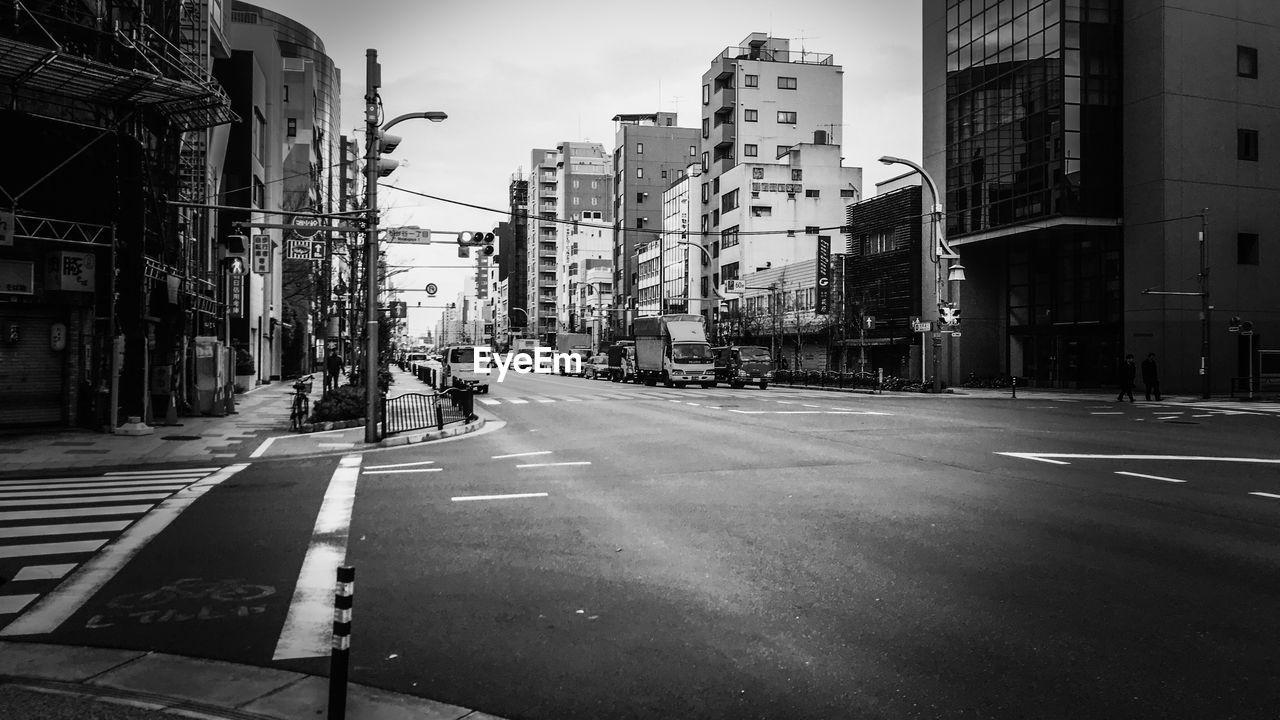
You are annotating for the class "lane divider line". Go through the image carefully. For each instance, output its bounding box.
[1115,471,1187,484]
[492,451,552,459]
[365,460,436,470]
[452,493,548,502]
[273,455,361,661]
[515,461,591,469]
[362,468,442,475]
[1249,492,1280,500]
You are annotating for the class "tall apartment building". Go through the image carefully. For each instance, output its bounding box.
[611,112,700,334]
[699,33,857,331]
[654,165,702,317]
[924,0,1280,391]
[500,179,528,340]
[526,148,560,342]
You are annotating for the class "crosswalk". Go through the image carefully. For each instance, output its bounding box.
[475,387,824,406]
[0,467,220,619]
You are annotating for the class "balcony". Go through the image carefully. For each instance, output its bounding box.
[714,45,833,66]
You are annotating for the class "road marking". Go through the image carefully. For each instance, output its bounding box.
[998,452,1280,466]
[515,461,592,468]
[0,473,206,486]
[102,468,218,476]
[0,464,249,637]
[0,505,154,522]
[477,398,500,405]
[1192,414,1215,418]
[362,468,442,474]
[0,493,174,507]
[507,398,529,404]
[492,451,551,459]
[0,479,193,491]
[687,402,701,406]
[0,520,132,539]
[1115,471,1187,484]
[0,539,108,559]
[802,404,820,408]
[0,595,38,615]
[11,564,77,581]
[1249,492,1280,500]
[366,460,436,469]
[452,492,548,502]
[0,485,187,499]
[273,455,362,660]
[1090,412,1125,415]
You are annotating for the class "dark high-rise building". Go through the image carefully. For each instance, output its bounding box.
[925,0,1279,392]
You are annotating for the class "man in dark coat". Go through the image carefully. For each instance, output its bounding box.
[325,349,344,393]
[1116,354,1136,402]
[1141,352,1161,401]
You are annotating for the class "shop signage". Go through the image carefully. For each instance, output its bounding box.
[0,211,13,247]
[228,273,244,317]
[45,251,96,292]
[252,234,272,274]
[814,235,830,314]
[751,182,804,194]
[0,259,34,295]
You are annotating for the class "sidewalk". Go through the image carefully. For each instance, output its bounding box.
[0,370,484,474]
[0,641,505,720]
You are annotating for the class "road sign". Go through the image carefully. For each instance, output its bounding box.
[912,319,932,333]
[387,226,431,244]
[425,283,438,296]
[949,331,962,337]
[286,239,324,262]
[724,279,745,294]
[292,215,321,239]
[252,235,272,274]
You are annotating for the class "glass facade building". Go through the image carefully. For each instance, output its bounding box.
[941,0,1124,387]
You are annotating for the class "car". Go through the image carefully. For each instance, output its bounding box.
[582,353,610,380]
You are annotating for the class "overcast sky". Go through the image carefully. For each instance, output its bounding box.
[251,0,923,336]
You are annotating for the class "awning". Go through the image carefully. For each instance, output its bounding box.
[0,23,236,131]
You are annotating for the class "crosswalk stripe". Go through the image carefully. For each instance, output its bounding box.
[0,520,132,539]
[0,473,206,486]
[0,479,200,491]
[507,398,529,404]
[0,539,108,559]
[11,564,77,581]
[0,595,38,615]
[0,505,154,521]
[527,396,556,403]
[102,468,218,476]
[0,484,187,499]
[0,493,174,508]
[476,398,500,405]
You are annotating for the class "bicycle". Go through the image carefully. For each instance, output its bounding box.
[289,374,313,431]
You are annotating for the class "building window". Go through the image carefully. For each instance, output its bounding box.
[1238,233,1260,264]
[287,118,297,137]
[805,189,819,198]
[283,85,289,102]
[777,76,797,89]
[636,192,647,204]
[252,175,265,208]
[744,144,758,157]
[777,111,797,124]
[702,118,709,138]
[1239,129,1259,161]
[865,230,893,254]
[1238,46,1258,78]
[721,189,739,213]
[752,167,765,180]
[751,205,771,218]
[702,84,710,104]
[253,109,266,161]
[721,262,739,282]
[701,151,708,171]
[744,109,758,122]
[792,169,803,181]
[636,218,647,229]
[721,226,739,250]
[744,74,758,87]
[701,183,710,203]
[637,167,645,178]
[840,188,857,198]
[637,142,644,154]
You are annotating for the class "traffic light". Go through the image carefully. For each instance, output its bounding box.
[939,302,960,326]
[222,234,248,275]
[372,130,401,177]
[456,232,470,258]
[481,231,495,256]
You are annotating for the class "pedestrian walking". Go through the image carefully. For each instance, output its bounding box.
[1116,353,1136,402]
[325,349,344,393]
[1142,352,1161,401]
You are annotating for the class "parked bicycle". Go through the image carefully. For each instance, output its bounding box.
[289,374,313,431]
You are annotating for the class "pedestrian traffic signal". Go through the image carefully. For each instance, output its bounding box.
[939,302,960,326]
[222,234,248,275]
[389,301,407,319]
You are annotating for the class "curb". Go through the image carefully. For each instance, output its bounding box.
[377,418,485,447]
[296,418,365,433]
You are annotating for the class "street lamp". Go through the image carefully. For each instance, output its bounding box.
[879,155,960,393]
[363,48,446,443]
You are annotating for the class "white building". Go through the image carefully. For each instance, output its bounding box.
[657,164,705,317]
[558,213,610,331]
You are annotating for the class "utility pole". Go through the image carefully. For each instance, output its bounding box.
[363,49,380,443]
[1199,209,1210,400]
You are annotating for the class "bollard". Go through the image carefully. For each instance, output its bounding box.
[328,565,354,720]
[1011,376,1018,399]
[462,385,476,422]
[877,368,883,395]
[435,393,445,430]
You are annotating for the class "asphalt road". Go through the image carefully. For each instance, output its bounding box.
[7,372,1280,719]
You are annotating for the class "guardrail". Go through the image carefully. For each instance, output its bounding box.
[1229,376,1280,398]
[382,391,470,435]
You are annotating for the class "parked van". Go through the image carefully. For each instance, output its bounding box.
[711,345,774,389]
[440,345,490,394]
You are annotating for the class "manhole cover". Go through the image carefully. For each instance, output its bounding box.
[161,435,202,441]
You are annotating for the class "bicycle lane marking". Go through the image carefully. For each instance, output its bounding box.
[272,454,362,660]
[0,464,251,637]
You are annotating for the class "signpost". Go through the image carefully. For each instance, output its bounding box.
[387,226,432,244]
[292,215,321,239]
[252,234,272,274]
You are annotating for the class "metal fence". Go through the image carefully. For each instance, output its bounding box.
[382,391,470,436]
